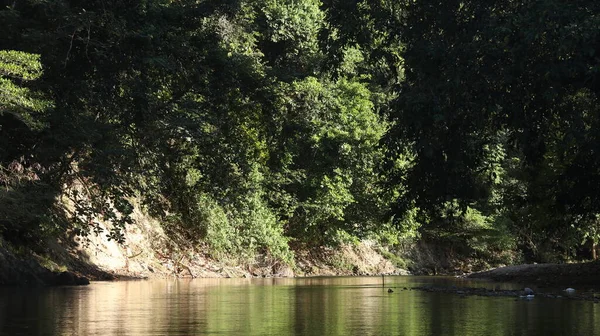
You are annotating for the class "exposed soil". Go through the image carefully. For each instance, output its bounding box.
[7,199,600,288]
[294,242,409,277]
[0,199,409,286]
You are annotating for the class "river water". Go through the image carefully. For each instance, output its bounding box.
[0,276,598,336]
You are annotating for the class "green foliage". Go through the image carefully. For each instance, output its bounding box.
[0,50,42,80]
[4,0,599,270]
[267,76,390,244]
[366,0,600,262]
[261,0,323,51]
[378,248,410,270]
[0,50,51,130]
[254,0,324,75]
[175,169,293,264]
[0,50,55,245]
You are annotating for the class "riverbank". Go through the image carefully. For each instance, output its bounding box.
[5,222,600,288]
[0,208,408,286]
[6,197,595,287]
[0,239,407,286]
[468,261,600,286]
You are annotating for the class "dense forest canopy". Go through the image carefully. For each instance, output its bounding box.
[1,0,599,265]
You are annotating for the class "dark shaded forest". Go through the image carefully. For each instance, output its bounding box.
[1,0,599,269]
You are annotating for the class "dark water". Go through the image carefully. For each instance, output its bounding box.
[0,276,598,336]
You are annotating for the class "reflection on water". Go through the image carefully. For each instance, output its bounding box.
[0,276,598,336]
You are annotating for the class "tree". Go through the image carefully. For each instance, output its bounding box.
[385,0,600,260]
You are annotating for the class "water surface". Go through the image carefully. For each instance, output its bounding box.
[0,276,598,335]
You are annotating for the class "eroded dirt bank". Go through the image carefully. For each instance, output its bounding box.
[0,201,408,286]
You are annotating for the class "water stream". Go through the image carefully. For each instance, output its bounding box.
[0,276,597,335]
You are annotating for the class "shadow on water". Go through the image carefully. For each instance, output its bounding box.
[0,276,599,336]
